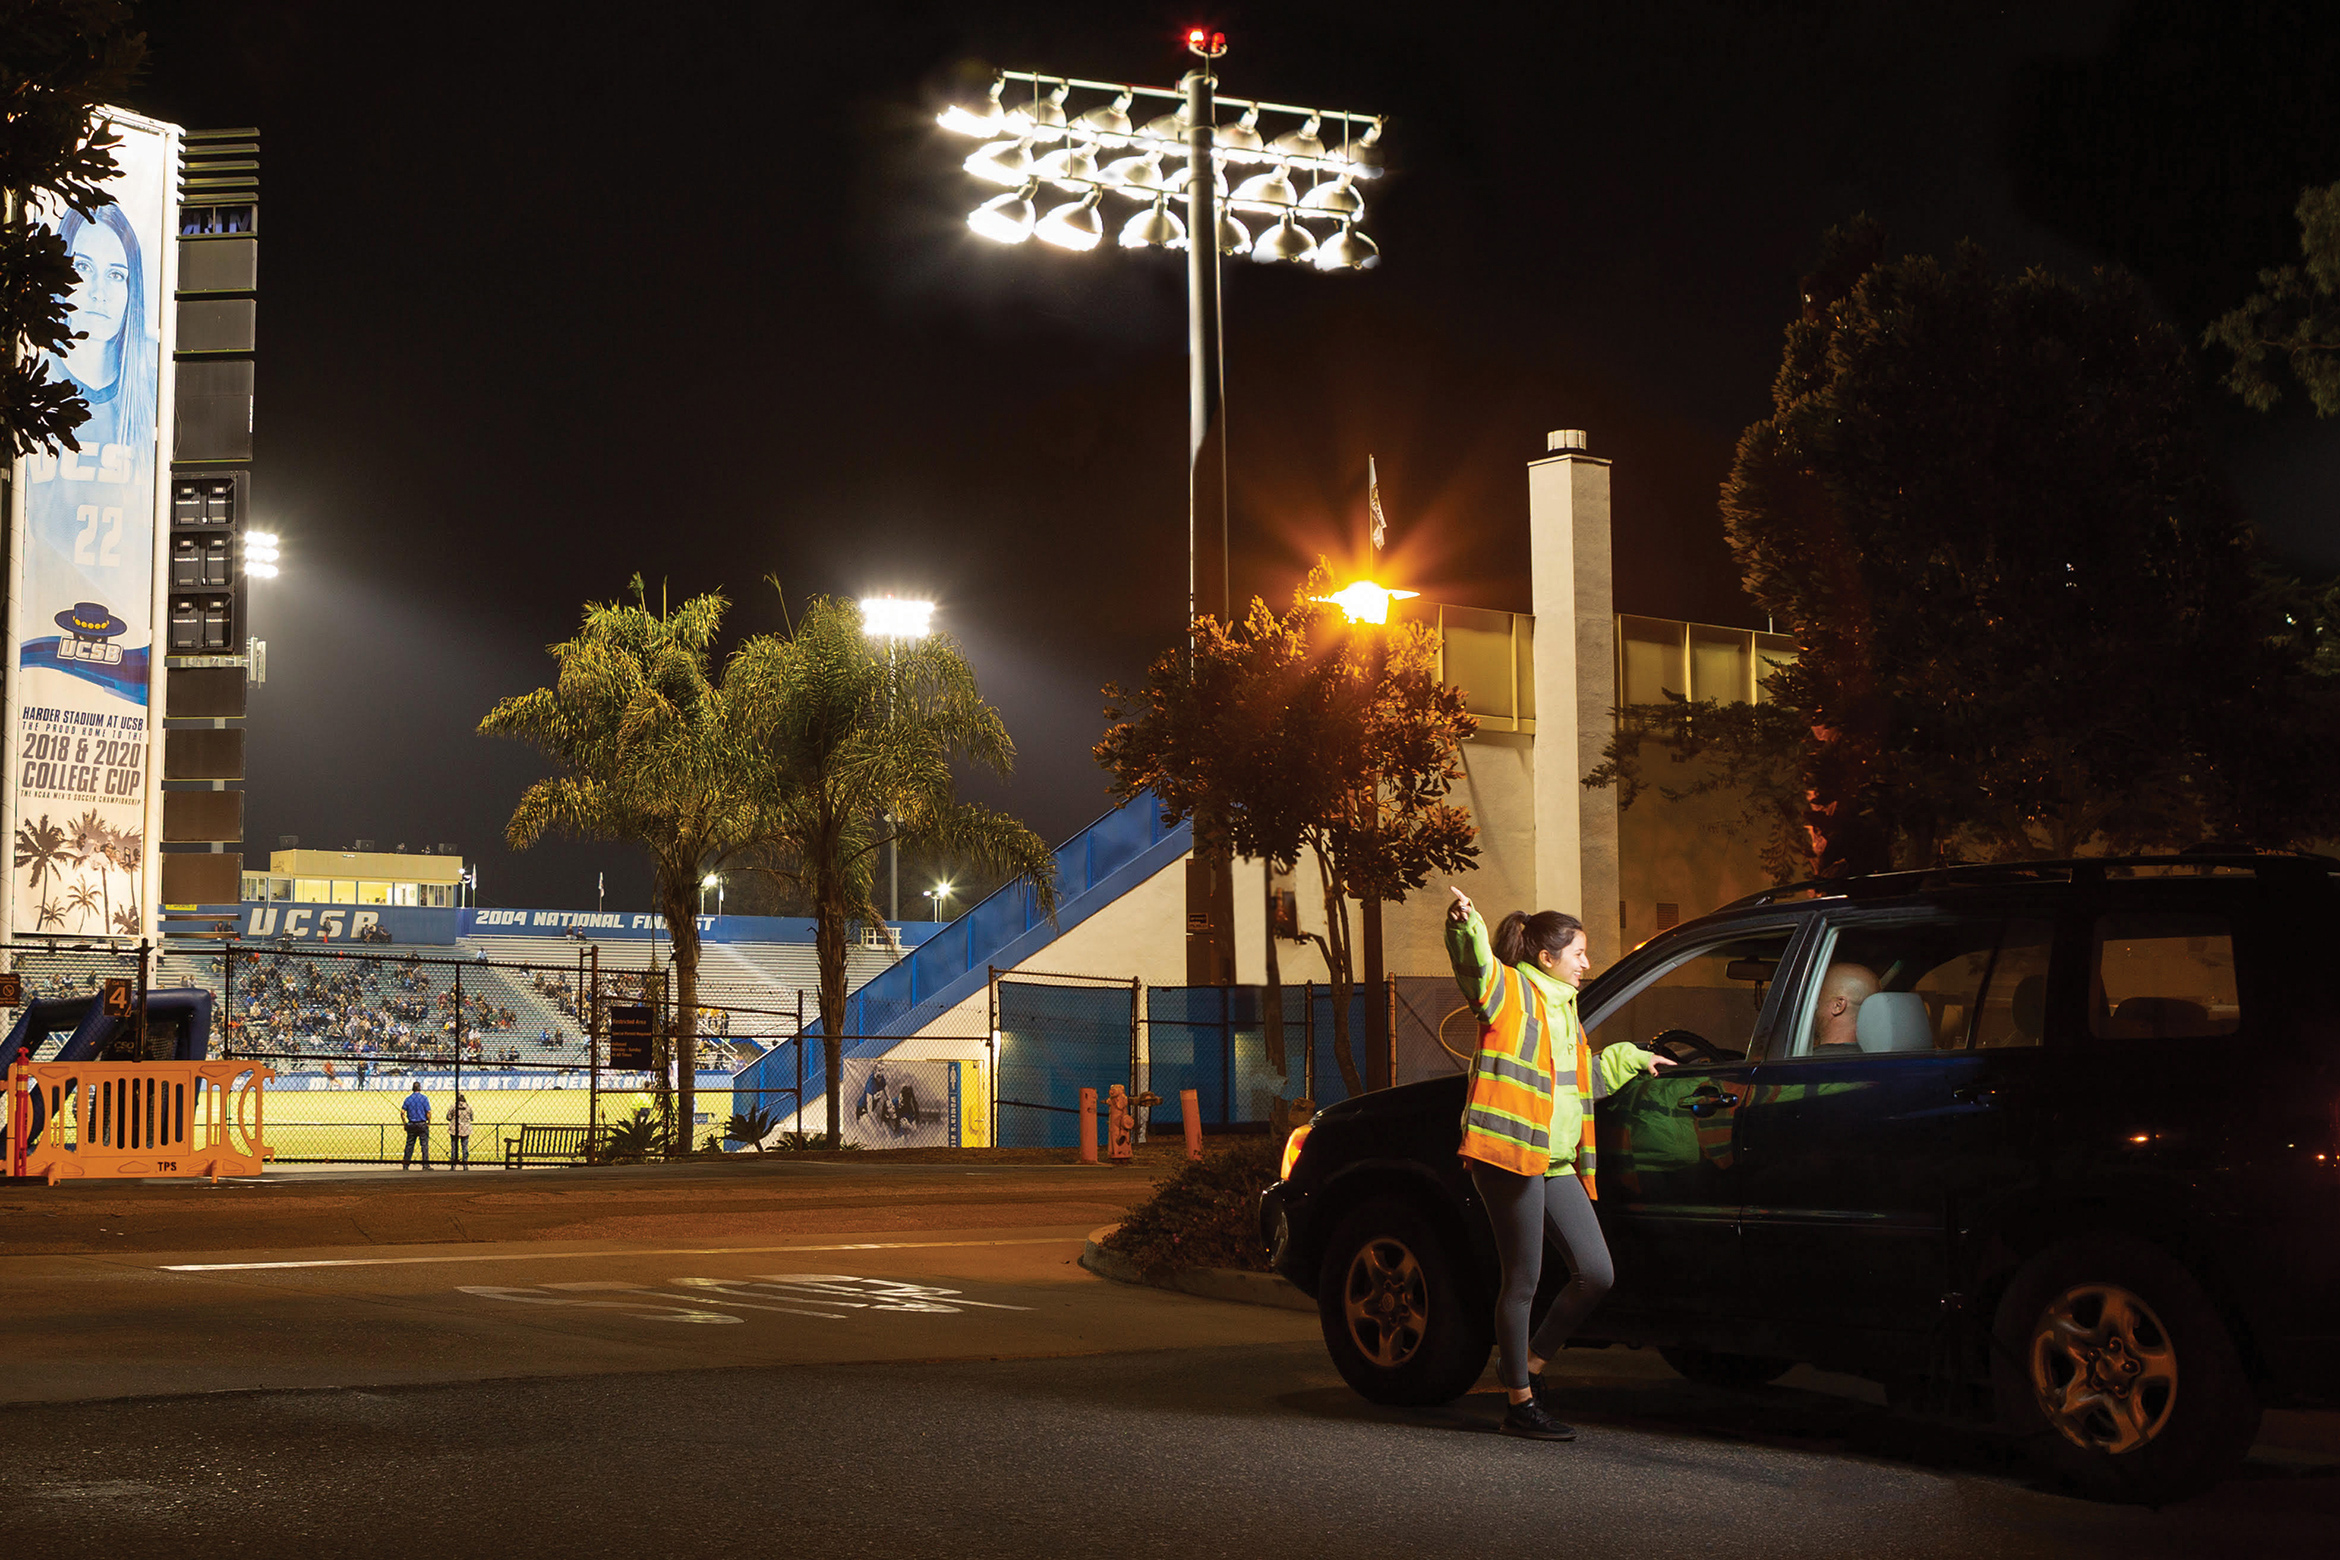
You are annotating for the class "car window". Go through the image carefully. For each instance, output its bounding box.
[2090,912,2239,1039]
[1972,919,2055,1050]
[1780,916,2004,1058]
[1585,929,1795,1062]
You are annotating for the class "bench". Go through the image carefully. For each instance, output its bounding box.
[503,1124,596,1168]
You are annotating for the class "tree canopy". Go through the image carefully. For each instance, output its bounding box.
[480,582,752,1144]
[1602,222,2334,878]
[727,593,1058,1142]
[2205,181,2340,416]
[0,1,145,458]
[1096,566,1477,1094]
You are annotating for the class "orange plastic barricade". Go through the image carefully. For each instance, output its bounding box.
[5,1059,275,1184]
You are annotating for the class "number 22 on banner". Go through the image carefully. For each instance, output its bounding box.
[73,505,124,569]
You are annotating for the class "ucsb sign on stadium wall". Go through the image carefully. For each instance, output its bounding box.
[232,903,943,948]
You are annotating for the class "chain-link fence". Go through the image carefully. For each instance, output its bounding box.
[981,973,1466,1148]
[3,938,812,1162]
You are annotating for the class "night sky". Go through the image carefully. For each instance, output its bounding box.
[117,1,2340,911]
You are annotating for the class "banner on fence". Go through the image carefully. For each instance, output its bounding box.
[840,1058,961,1149]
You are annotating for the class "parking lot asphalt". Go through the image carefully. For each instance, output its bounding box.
[2,1155,2334,1554]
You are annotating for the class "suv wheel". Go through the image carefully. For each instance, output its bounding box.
[1659,1347,1795,1390]
[1317,1197,1490,1406]
[1991,1234,2260,1503]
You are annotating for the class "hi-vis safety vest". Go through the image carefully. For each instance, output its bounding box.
[1448,913,1598,1194]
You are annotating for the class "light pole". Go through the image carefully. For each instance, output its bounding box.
[924,881,954,921]
[939,31,1384,630]
[940,33,1384,989]
[700,872,723,917]
[859,596,936,924]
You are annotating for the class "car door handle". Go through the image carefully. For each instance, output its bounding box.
[1682,1087,1733,1117]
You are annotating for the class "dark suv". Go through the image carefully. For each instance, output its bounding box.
[1261,856,2340,1500]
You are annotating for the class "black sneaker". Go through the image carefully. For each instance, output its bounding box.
[1500,1397,1577,1441]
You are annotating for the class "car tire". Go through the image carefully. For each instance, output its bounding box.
[1990,1234,2260,1504]
[1658,1346,1795,1389]
[1317,1197,1491,1407]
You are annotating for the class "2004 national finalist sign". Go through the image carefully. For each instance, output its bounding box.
[6,111,178,940]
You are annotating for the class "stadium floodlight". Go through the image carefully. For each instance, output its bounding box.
[964,137,1036,186]
[967,184,1039,244]
[937,32,1386,628]
[1119,197,1186,251]
[937,77,1006,137]
[1314,222,1380,272]
[244,530,280,579]
[859,596,935,641]
[1035,190,1106,251]
[1252,212,1317,265]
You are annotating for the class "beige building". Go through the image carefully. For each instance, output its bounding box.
[242,848,466,907]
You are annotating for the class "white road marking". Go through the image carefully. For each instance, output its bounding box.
[157,1236,1081,1273]
[457,1274,1032,1324]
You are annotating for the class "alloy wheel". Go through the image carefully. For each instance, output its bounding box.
[2028,1281,2180,1454]
[1342,1236,1429,1368]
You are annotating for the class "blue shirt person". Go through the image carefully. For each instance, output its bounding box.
[400,1083,433,1170]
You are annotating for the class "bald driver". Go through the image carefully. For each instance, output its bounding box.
[1813,963,1880,1049]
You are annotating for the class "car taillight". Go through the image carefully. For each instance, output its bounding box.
[1279,1121,1314,1182]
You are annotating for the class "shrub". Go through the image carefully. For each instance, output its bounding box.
[1101,1137,1281,1278]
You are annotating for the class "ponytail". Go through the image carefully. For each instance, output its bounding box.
[1495,908,1585,968]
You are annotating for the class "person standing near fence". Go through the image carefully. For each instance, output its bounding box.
[447,1092,474,1169]
[401,1081,433,1169]
[1447,886,1669,1441]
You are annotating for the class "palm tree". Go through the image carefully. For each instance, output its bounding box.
[480,581,755,1152]
[727,593,1058,1142]
[69,809,111,930]
[34,897,64,931]
[63,879,98,932]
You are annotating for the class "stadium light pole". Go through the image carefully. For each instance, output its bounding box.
[859,597,936,924]
[938,29,1385,629]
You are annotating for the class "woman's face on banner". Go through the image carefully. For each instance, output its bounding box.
[66,219,130,353]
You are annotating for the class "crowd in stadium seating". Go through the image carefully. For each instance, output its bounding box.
[223,950,526,1061]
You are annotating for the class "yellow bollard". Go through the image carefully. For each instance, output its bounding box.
[1077,1087,1098,1163]
[1179,1088,1202,1161]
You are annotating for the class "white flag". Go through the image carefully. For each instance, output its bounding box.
[1368,455,1387,550]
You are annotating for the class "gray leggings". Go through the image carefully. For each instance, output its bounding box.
[1468,1163,1616,1390]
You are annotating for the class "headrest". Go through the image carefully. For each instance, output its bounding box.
[2011,974,2048,1038]
[1856,991,1934,1053]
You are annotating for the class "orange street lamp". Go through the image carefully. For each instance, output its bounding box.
[1314,578,1419,625]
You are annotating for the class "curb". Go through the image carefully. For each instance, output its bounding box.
[1079,1224,1316,1313]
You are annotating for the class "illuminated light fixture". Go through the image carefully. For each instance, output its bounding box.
[1269,114,1325,160]
[1313,221,1380,271]
[1034,189,1106,251]
[1230,167,1300,214]
[1134,108,1190,146]
[1119,195,1187,250]
[1214,105,1265,161]
[1003,81,1070,140]
[1315,579,1419,625]
[1328,118,1385,165]
[1299,172,1363,219]
[1251,212,1317,264]
[244,530,279,579]
[937,78,1006,137]
[963,137,1035,186]
[967,183,1039,244]
[1071,90,1135,143]
[859,595,936,640]
[1030,143,1100,191]
[1217,212,1253,256]
[702,873,720,890]
[1100,150,1171,196]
